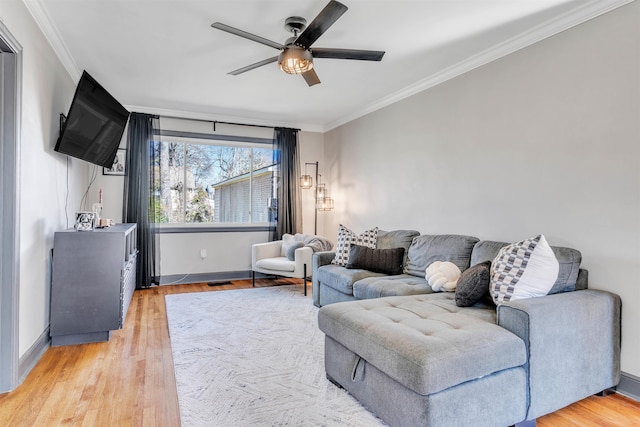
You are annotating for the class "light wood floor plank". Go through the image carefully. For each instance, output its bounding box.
[0,278,638,426]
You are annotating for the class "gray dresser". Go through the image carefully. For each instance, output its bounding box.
[50,223,137,346]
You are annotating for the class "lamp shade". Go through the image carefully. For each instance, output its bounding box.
[279,46,314,74]
[300,175,313,189]
[317,184,326,199]
[317,197,334,211]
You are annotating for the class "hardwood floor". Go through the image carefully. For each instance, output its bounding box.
[1,278,639,426]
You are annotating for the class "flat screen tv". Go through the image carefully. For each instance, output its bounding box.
[55,70,130,168]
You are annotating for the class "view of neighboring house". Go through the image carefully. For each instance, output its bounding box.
[213,165,276,224]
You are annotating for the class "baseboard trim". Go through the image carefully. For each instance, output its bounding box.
[159,270,256,286]
[18,326,50,384]
[617,372,640,401]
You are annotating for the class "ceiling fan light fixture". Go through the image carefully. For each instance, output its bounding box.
[278,46,313,74]
[212,1,383,86]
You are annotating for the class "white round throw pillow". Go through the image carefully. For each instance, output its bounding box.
[426,261,461,292]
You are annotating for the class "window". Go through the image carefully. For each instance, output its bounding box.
[152,137,275,225]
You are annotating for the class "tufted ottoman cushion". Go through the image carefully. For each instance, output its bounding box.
[318,293,527,395]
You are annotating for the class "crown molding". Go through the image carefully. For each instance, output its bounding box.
[23,0,633,133]
[323,0,635,132]
[22,0,81,81]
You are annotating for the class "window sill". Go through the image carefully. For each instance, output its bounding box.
[155,224,273,234]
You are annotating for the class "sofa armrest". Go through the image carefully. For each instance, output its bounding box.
[251,240,283,268]
[314,251,335,268]
[312,251,335,307]
[497,289,621,420]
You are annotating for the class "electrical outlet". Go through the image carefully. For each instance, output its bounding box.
[200,249,207,259]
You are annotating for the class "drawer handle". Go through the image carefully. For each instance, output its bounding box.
[351,356,365,382]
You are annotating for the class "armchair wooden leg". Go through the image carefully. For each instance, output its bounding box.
[252,271,255,287]
[303,264,307,296]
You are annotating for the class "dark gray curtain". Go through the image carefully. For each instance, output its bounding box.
[272,127,302,240]
[123,113,160,288]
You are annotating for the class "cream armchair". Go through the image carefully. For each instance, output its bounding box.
[251,238,313,295]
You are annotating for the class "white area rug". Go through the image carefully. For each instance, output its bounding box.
[165,285,385,426]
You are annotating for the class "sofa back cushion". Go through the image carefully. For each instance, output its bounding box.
[471,240,584,294]
[376,229,420,267]
[405,235,479,277]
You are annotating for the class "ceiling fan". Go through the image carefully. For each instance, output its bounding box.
[211,0,385,86]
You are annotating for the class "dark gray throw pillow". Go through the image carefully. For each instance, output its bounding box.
[346,245,405,275]
[455,261,492,307]
[286,241,305,261]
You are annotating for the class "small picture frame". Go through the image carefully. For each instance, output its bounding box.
[103,148,126,176]
[75,212,96,231]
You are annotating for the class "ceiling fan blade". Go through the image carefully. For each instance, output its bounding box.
[302,68,321,86]
[228,56,279,75]
[312,48,385,61]
[211,22,284,50]
[294,1,348,49]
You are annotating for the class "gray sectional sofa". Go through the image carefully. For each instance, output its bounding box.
[314,230,621,427]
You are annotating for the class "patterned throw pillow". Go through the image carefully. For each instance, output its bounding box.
[331,225,379,266]
[490,234,559,304]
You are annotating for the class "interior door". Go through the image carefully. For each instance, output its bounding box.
[0,25,20,393]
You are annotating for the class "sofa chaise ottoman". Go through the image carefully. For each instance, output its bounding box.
[316,234,621,426]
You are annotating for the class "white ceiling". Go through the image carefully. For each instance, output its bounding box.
[25,0,627,132]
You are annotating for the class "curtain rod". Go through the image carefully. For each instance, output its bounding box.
[149,114,300,132]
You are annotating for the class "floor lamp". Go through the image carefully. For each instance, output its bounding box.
[300,161,333,235]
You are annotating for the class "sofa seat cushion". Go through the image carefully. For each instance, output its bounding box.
[318,294,527,396]
[317,264,385,295]
[255,257,295,272]
[353,274,433,300]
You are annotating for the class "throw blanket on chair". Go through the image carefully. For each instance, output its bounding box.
[295,234,334,252]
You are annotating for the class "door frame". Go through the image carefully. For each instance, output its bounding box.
[0,21,22,393]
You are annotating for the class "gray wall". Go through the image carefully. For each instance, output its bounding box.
[323,2,640,376]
